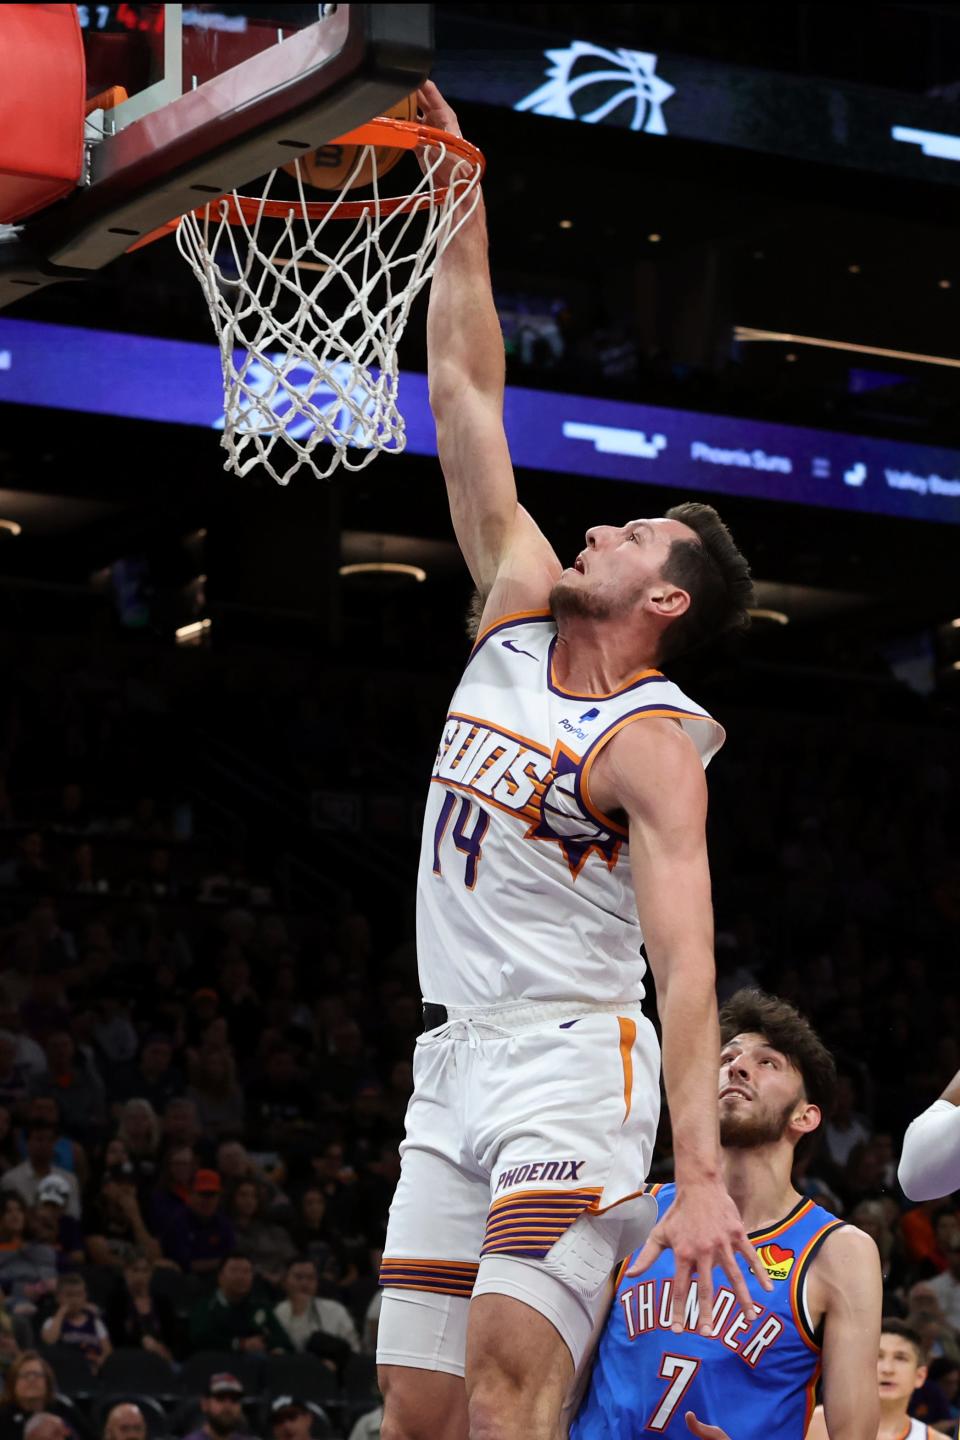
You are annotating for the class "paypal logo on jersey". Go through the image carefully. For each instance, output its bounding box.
[559,708,601,743]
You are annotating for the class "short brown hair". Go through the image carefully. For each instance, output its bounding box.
[881,1317,928,1365]
[2,1352,55,1407]
[659,503,754,661]
[719,989,836,1162]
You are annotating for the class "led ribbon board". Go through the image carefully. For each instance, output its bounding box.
[0,318,958,524]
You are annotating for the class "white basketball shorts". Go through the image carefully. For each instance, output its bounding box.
[378,998,660,1374]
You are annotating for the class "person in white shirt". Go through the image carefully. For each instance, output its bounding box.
[928,1243,960,1332]
[347,1410,382,1440]
[1,1122,81,1220]
[899,1069,960,1202]
[823,1074,872,1168]
[273,1257,359,1357]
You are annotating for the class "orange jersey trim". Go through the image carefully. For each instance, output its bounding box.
[618,1015,636,1123]
[580,708,707,838]
[445,711,552,759]
[751,1198,814,1245]
[471,609,553,651]
[488,1186,603,1211]
[789,1217,844,1352]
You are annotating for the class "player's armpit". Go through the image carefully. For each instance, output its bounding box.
[804,1406,828,1440]
[812,1226,882,1440]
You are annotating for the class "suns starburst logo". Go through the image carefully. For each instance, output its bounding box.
[515,41,675,134]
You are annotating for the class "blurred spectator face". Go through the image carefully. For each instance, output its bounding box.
[833,1076,856,1121]
[219,1256,254,1303]
[123,1256,153,1296]
[219,955,251,993]
[26,1125,56,1169]
[103,1407,147,1440]
[909,1283,943,1319]
[285,1261,317,1302]
[216,1142,249,1181]
[352,1086,383,1122]
[265,1052,296,1087]
[330,1021,362,1059]
[123,1102,158,1149]
[271,1406,312,1440]
[202,1019,230,1050]
[935,1213,960,1253]
[13,1358,51,1410]
[0,1194,26,1239]
[57,1276,88,1315]
[20,832,44,864]
[231,1182,259,1221]
[104,1138,130,1169]
[313,1144,345,1183]
[878,1330,926,1407]
[166,1145,196,1190]
[301,1190,325,1227]
[28,1097,60,1129]
[202,1392,244,1436]
[25,1419,68,1440]
[164,1099,200,1146]
[140,1038,172,1079]
[45,1033,74,1076]
[200,1050,231,1088]
[189,1173,222,1217]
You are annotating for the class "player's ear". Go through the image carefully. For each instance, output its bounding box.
[792,1101,821,1137]
[914,1364,928,1390]
[646,585,690,619]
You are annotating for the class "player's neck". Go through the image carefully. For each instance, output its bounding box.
[552,619,660,693]
[721,1144,800,1234]
[877,1400,912,1439]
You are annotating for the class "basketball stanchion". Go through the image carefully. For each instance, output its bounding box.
[132,116,485,485]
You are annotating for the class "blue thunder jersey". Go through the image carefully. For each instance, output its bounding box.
[573,1183,844,1440]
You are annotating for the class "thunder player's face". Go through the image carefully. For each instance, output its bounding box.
[718,1032,806,1149]
[551,517,698,622]
[877,1332,926,1407]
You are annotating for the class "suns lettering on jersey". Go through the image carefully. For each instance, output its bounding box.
[432,714,623,879]
[618,1278,785,1368]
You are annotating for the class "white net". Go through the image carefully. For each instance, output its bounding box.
[176,134,482,485]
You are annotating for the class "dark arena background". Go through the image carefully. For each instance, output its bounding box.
[1,3,960,1438]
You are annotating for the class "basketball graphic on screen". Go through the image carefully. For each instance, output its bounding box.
[284,92,418,191]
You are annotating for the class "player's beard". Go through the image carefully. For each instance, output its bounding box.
[720,1093,800,1150]
[550,575,641,622]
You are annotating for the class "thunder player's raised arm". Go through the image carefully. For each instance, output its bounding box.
[418,82,562,625]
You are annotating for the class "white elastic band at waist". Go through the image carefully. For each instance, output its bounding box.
[428,997,646,1034]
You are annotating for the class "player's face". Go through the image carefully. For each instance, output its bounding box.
[718,1032,806,1149]
[877,1333,926,1405]
[550,517,695,623]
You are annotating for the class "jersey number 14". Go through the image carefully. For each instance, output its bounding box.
[433,794,490,889]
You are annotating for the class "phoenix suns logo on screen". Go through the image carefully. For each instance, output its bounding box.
[756,1243,795,1281]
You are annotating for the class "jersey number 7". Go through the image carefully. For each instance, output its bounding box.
[646,1354,701,1432]
[432,794,490,889]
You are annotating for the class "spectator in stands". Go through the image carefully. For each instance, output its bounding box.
[0,1353,62,1440]
[930,1241,960,1330]
[215,1144,285,1212]
[906,1282,960,1365]
[0,1045,28,1121]
[27,1036,103,1146]
[115,1038,181,1116]
[161,1170,234,1276]
[21,1101,84,1185]
[19,977,70,1049]
[217,955,262,1056]
[1,1126,80,1221]
[288,1189,344,1277]
[181,1373,250,1440]
[0,834,53,894]
[160,1100,202,1155]
[30,1176,84,1271]
[84,1165,159,1269]
[66,844,109,899]
[0,1288,30,1374]
[245,1053,315,1150]
[273,1258,358,1368]
[186,1051,245,1141]
[101,1405,146,1440]
[188,1254,290,1354]
[823,1073,872,1169]
[22,1416,69,1440]
[89,991,136,1069]
[114,1104,161,1186]
[226,1183,295,1288]
[0,1114,18,1181]
[903,1204,960,1278]
[147,1145,195,1237]
[347,1408,381,1440]
[185,992,221,1050]
[104,1254,177,1364]
[0,1194,56,1315]
[268,1399,325,1440]
[39,1274,110,1373]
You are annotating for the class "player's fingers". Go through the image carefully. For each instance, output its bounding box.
[722,1246,760,1321]
[625,1235,664,1277]
[669,1259,692,1333]
[736,1237,773,1292]
[695,1259,715,1336]
[685,1412,730,1440]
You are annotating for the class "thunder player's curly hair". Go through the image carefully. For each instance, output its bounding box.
[719,988,837,1164]
[659,502,754,662]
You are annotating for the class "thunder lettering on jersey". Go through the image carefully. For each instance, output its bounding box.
[417,612,724,1008]
[572,1183,844,1440]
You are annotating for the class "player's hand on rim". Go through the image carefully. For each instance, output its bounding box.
[415,80,465,184]
[625,1178,772,1335]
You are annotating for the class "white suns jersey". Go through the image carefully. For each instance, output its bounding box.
[416,612,725,1008]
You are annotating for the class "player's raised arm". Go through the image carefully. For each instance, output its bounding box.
[609,718,770,1323]
[418,82,561,612]
[812,1227,883,1440]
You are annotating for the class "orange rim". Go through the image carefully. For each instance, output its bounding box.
[127,119,485,252]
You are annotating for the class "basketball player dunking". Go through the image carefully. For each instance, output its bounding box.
[378,83,768,1440]
[573,990,881,1440]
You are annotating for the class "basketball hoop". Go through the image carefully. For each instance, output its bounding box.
[149,117,484,485]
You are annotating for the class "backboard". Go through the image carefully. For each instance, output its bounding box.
[0,3,433,308]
